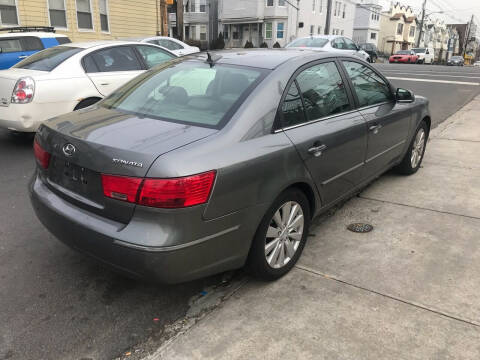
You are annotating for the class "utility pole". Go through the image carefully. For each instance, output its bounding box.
[176,0,184,41]
[463,14,474,57]
[324,0,333,35]
[416,0,427,47]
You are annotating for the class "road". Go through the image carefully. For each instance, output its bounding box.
[1,63,480,360]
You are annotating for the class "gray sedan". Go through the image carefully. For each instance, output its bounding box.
[30,49,430,283]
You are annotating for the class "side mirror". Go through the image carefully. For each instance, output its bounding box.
[396,88,414,103]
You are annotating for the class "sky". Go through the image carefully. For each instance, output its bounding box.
[379,0,480,32]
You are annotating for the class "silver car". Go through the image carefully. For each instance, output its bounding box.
[286,35,371,62]
[30,50,430,283]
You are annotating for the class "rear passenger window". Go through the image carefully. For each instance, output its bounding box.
[21,37,44,51]
[0,38,22,53]
[82,55,99,73]
[295,62,351,120]
[56,37,72,45]
[342,61,393,107]
[89,46,142,72]
[281,82,305,127]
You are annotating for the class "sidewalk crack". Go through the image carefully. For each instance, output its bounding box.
[358,196,480,221]
[433,138,480,143]
[295,264,480,328]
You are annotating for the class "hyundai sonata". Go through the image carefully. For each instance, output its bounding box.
[30,50,430,283]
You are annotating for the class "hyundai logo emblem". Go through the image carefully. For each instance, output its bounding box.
[62,143,76,157]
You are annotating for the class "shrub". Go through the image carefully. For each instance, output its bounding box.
[244,40,254,48]
[260,42,268,48]
[273,41,281,48]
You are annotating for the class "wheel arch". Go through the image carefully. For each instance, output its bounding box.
[422,115,431,136]
[281,181,318,219]
[74,96,103,111]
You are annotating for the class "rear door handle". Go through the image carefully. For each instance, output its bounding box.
[308,144,327,157]
[100,83,110,86]
[369,124,382,134]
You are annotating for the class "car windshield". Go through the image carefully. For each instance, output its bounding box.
[451,56,463,60]
[286,37,329,48]
[396,51,411,55]
[101,61,267,129]
[14,46,82,71]
[412,48,425,53]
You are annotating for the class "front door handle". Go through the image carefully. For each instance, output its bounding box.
[369,124,383,134]
[308,144,327,157]
[100,83,110,86]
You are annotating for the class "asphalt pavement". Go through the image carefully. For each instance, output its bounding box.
[1,63,479,360]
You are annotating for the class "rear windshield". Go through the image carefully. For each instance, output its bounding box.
[286,37,329,48]
[412,48,425,53]
[101,61,267,129]
[13,46,82,71]
[451,56,463,60]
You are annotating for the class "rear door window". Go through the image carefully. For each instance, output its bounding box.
[331,37,346,49]
[0,38,22,53]
[89,46,142,72]
[14,46,83,71]
[281,81,306,128]
[134,45,175,69]
[150,39,183,50]
[343,37,358,50]
[56,37,72,45]
[20,36,44,51]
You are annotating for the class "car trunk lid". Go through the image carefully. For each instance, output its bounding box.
[38,106,217,223]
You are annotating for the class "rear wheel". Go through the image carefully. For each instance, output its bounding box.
[395,121,428,175]
[246,188,311,280]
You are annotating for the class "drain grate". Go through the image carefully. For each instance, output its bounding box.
[347,223,373,233]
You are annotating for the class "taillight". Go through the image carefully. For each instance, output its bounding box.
[33,139,51,169]
[11,77,35,104]
[101,171,216,209]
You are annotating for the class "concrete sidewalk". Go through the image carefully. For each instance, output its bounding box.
[149,96,480,360]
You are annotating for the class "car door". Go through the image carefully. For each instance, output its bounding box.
[280,60,368,206]
[133,44,176,69]
[83,45,144,97]
[0,37,32,69]
[341,59,411,178]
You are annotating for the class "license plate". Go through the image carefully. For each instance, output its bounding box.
[63,161,88,184]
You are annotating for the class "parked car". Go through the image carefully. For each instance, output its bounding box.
[358,43,378,63]
[447,56,464,66]
[30,50,431,283]
[411,47,434,64]
[0,26,71,70]
[389,50,419,63]
[0,41,176,132]
[474,61,480,67]
[125,36,200,57]
[286,35,371,62]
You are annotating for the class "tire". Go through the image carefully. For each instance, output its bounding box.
[246,188,311,281]
[395,121,428,175]
[74,97,102,111]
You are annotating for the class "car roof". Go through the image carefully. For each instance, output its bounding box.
[59,40,152,49]
[295,35,342,40]
[187,49,346,70]
[0,32,68,38]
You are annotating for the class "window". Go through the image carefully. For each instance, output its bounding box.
[48,0,67,28]
[278,0,286,6]
[342,4,346,18]
[265,22,272,39]
[14,46,82,71]
[310,25,314,35]
[101,63,265,129]
[317,26,322,35]
[153,39,184,50]
[0,0,18,25]
[21,36,44,51]
[266,0,273,6]
[397,23,403,35]
[0,38,21,53]
[223,25,229,39]
[199,0,206,12]
[232,25,239,40]
[319,0,322,12]
[99,0,109,32]
[295,62,350,120]
[370,32,377,40]
[342,61,393,107]
[286,37,328,48]
[277,22,284,39]
[343,37,357,50]
[331,37,344,48]
[340,30,344,35]
[76,0,93,30]
[409,26,415,37]
[200,24,207,41]
[135,45,175,69]
[333,1,338,16]
[87,46,142,72]
[282,82,305,127]
[312,0,316,12]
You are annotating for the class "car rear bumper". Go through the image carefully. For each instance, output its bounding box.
[29,173,264,283]
[389,58,410,63]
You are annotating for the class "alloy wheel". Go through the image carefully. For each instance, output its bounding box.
[265,201,304,269]
[411,128,426,168]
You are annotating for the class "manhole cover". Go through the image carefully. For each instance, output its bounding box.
[347,223,373,233]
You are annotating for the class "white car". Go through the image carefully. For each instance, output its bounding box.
[286,35,371,62]
[0,41,176,132]
[127,36,200,57]
[474,61,480,67]
[411,47,434,64]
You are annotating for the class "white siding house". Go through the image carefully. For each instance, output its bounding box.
[353,0,381,46]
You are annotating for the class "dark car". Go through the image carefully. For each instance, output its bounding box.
[447,56,464,66]
[359,43,378,63]
[30,50,431,283]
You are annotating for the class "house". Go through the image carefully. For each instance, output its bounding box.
[328,0,356,38]
[353,0,382,46]
[168,0,218,47]
[378,2,416,55]
[0,0,169,41]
